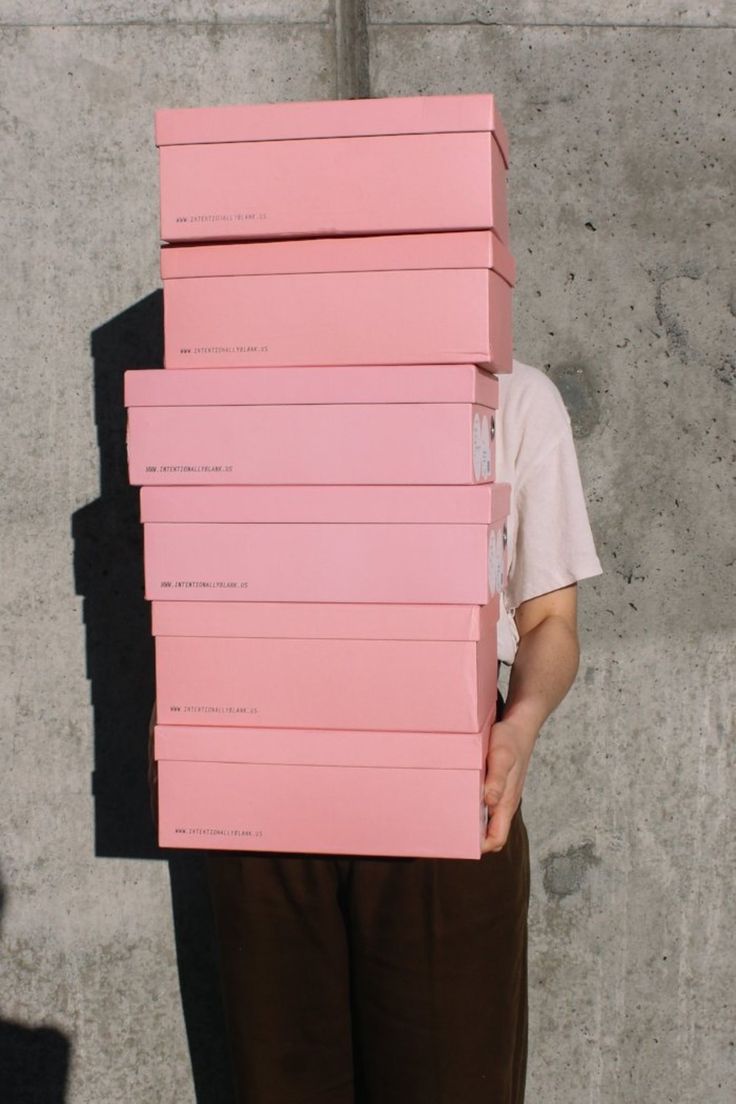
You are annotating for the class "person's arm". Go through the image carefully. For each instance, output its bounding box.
[481,582,580,854]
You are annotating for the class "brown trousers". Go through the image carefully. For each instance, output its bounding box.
[206,692,530,1104]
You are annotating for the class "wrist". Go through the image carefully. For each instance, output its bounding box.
[501,696,546,740]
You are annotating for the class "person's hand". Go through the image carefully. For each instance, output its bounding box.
[481,714,538,854]
[147,700,158,828]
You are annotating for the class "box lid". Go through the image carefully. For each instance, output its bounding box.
[140,483,511,525]
[155,92,509,168]
[160,229,516,287]
[154,710,494,770]
[151,594,499,641]
[124,364,499,410]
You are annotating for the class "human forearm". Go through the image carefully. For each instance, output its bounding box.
[482,586,581,853]
[504,612,580,736]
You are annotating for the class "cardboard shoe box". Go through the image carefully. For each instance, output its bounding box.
[124,363,498,486]
[156,93,509,245]
[161,230,515,372]
[141,483,510,605]
[154,708,496,859]
[152,595,499,733]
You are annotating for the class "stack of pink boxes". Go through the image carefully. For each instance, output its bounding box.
[124,93,515,859]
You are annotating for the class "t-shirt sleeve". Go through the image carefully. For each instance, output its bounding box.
[505,411,603,611]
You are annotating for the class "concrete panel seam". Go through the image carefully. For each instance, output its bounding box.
[0,19,330,28]
[367,20,735,30]
[335,0,370,99]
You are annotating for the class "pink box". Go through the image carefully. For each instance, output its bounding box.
[152,596,496,639]
[141,484,510,604]
[152,595,499,732]
[124,364,498,486]
[161,230,515,372]
[156,93,509,245]
[154,708,496,859]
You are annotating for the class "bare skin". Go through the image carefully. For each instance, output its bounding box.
[482,582,580,854]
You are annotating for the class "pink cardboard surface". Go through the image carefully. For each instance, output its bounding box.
[156,94,509,244]
[126,401,496,486]
[155,633,497,733]
[154,706,496,859]
[161,232,514,372]
[139,482,511,524]
[155,93,509,163]
[160,229,515,282]
[143,518,509,604]
[150,596,499,641]
[153,597,499,732]
[124,363,499,409]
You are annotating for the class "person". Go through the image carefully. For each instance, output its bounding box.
[151,358,603,1103]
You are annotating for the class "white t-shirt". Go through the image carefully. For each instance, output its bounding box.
[495,359,604,665]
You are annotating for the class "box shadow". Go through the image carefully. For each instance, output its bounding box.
[72,292,234,1103]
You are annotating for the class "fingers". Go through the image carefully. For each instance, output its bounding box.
[481,800,516,853]
[482,741,518,853]
[481,715,536,854]
[484,742,514,806]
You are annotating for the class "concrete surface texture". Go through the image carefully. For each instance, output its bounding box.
[0,1,733,1102]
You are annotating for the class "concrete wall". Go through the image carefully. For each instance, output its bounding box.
[0,2,733,1101]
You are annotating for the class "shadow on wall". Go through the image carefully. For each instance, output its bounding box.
[71,294,234,1104]
[0,869,71,1103]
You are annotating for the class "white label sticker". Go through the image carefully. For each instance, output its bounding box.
[480,415,492,480]
[488,526,506,595]
[487,527,498,594]
[496,527,505,594]
[472,412,482,481]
